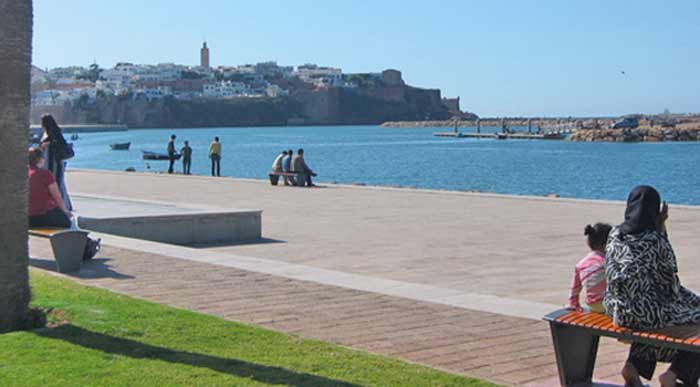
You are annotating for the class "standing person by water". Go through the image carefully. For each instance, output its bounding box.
[605,186,700,387]
[209,136,222,177]
[39,114,73,211]
[28,148,72,228]
[181,141,192,175]
[291,148,317,187]
[167,134,177,174]
[282,149,294,186]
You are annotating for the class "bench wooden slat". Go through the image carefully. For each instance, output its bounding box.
[550,310,700,349]
[583,314,608,328]
[559,311,582,323]
[29,227,70,237]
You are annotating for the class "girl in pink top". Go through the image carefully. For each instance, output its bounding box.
[567,223,612,313]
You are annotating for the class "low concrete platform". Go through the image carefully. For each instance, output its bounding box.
[74,195,262,245]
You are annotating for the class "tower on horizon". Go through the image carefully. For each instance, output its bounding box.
[200,42,210,68]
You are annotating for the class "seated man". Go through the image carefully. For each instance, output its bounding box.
[28,147,72,228]
[272,150,286,173]
[291,148,317,187]
[281,149,294,186]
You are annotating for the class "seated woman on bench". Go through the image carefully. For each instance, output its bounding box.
[28,147,72,228]
[605,186,700,387]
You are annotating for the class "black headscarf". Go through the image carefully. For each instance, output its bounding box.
[620,185,661,235]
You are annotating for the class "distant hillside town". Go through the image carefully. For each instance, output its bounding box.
[30,42,474,127]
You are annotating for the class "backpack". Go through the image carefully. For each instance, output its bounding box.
[83,236,101,261]
[56,141,75,160]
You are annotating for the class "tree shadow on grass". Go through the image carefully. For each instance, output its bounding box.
[35,325,364,387]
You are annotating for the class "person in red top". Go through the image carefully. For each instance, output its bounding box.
[28,147,72,228]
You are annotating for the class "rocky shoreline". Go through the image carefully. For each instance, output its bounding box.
[569,127,700,142]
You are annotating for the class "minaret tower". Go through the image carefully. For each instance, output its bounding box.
[200,42,210,68]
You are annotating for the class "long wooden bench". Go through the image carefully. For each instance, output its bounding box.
[29,227,88,273]
[268,171,300,186]
[544,309,700,387]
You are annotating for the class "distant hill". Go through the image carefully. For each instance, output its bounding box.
[30,70,461,127]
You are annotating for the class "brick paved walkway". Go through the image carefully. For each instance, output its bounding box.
[30,240,633,386]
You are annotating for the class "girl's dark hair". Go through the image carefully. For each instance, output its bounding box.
[40,114,61,137]
[28,147,44,167]
[584,223,613,250]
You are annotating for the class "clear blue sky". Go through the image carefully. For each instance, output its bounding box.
[33,0,700,117]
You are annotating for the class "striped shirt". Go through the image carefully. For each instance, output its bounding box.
[569,251,606,309]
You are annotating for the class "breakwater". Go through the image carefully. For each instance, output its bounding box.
[433,131,565,140]
[569,127,700,142]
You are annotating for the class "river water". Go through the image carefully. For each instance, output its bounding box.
[65,125,700,205]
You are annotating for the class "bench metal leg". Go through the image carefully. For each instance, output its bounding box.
[50,231,88,273]
[549,322,600,387]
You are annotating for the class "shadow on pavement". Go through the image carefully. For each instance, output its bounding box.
[190,237,287,249]
[29,257,134,280]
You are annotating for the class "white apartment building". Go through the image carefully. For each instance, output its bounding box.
[32,90,63,106]
[266,84,289,98]
[294,64,343,86]
[48,66,84,80]
[202,81,249,99]
[101,62,140,86]
[255,61,294,77]
[134,86,172,100]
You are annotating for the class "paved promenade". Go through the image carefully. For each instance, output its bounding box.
[29,169,700,386]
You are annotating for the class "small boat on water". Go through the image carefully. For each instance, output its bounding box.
[70,134,80,141]
[110,142,131,150]
[142,150,180,161]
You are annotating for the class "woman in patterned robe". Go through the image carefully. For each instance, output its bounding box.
[605,186,700,387]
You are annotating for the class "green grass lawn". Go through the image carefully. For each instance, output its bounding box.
[0,270,499,387]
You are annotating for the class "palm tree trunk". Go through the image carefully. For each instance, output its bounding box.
[0,0,33,333]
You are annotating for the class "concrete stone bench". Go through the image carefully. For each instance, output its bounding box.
[544,308,700,387]
[29,227,88,273]
[77,210,262,245]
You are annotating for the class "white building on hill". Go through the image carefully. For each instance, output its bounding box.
[203,81,250,99]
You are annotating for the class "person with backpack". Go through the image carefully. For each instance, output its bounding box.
[39,114,73,211]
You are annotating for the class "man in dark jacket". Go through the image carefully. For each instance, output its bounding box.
[167,134,177,174]
[291,148,316,187]
[181,140,192,175]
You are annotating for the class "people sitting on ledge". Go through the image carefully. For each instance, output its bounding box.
[272,150,293,186]
[272,150,286,173]
[281,149,294,186]
[28,147,72,228]
[291,148,317,187]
